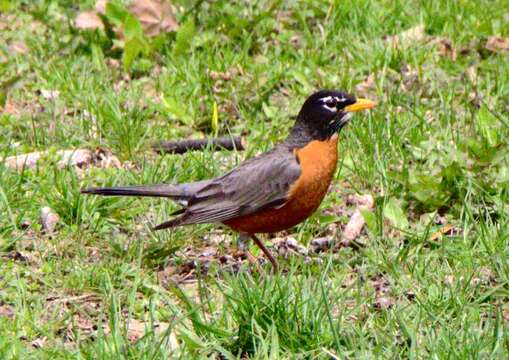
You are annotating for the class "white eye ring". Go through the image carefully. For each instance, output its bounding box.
[322,102,337,112]
[319,96,337,112]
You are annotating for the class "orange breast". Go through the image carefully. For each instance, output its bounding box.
[224,136,338,234]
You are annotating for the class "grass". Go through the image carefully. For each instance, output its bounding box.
[1,0,509,358]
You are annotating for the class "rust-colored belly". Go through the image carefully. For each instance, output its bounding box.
[224,137,338,234]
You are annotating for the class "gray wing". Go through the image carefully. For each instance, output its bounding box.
[154,146,301,229]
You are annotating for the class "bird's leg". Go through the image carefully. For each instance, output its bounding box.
[250,234,278,272]
[236,233,259,268]
[236,233,251,251]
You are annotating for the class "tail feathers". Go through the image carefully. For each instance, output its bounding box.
[152,216,187,231]
[81,184,186,198]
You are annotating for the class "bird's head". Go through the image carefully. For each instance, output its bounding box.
[294,89,376,141]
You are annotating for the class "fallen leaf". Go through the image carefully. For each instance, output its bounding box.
[0,101,22,116]
[400,64,418,90]
[93,148,121,169]
[485,36,509,53]
[8,41,29,55]
[129,0,179,37]
[371,275,394,310]
[433,37,457,60]
[75,10,104,30]
[39,89,60,100]
[273,237,308,258]
[346,194,374,208]
[310,236,332,253]
[40,206,60,233]
[373,296,395,310]
[429,224,454,241]
[3,251,30,262]
[371,274,391,293]
[0,305,14,319]
[385,24,426,48]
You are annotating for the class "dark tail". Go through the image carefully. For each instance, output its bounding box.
[81,184,187,198]
[152,216,186,231]
[81,181,212,230]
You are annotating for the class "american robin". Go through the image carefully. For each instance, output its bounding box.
[81,90,376,270]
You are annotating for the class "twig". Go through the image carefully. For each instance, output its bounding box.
[153,136,245,154]
[46,294,99,304]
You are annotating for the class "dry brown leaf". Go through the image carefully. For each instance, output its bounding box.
[3,250,32,263]
[129,0,179,37]
[8,41,29,55]
[434,37,457,60]
[75,10,104,31]
[273,237,308,258]
[373,296,395,310]
[370,275,394,310]
[385,24,426,48]
[40,89,60,100]
[310,236,332,253]
[346,194,374,208]
[429,224,455,241]
[93,148,121,169]
[485,36,509,53]
[40,206,60,233]
[0,305,14,319]
[400,64,419,91]
[0,101,22,116]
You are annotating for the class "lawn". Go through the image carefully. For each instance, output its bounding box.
[1,0,509,358]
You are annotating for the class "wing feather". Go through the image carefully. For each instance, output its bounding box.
[166,146,301,226]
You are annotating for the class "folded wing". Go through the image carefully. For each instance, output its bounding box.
[154,146,301,230]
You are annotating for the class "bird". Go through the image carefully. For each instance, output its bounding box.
[81,90,376,270]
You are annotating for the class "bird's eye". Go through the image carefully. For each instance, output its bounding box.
[325,100,336,108]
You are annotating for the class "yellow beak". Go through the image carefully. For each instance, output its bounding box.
[344,98,377,112]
